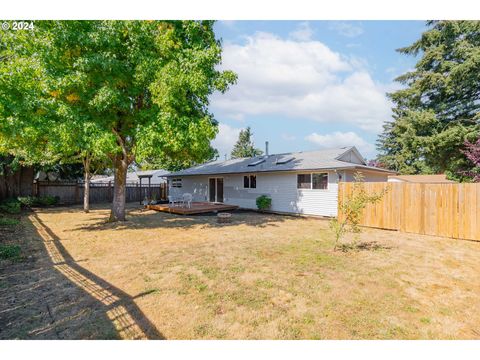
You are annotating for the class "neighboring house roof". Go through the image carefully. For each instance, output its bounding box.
[388,174,456,183]
[90,169,169,184]
[166,147,395,177]
[136,169,170,178]
[90,175,110,181]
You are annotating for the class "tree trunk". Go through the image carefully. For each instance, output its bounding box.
[83,157,91,213]
[109,153,128,222]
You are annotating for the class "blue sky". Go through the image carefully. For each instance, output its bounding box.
[209,21,427,160]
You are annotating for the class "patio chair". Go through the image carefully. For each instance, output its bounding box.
[167,195,176,206]
[183,193,193,208]
[168,194,182,207]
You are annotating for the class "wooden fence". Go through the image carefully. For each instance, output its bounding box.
[338,182,480,241]
[0,165,34,201]
[35,181,168,205]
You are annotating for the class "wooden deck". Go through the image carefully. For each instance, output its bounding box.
[147,202,238,215]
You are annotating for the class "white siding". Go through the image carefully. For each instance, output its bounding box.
[337,149,365,165]
[170,176,210,202]
[170,171,340,217]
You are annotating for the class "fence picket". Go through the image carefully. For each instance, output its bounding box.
[338,182,480,241]
[36,181,168,205]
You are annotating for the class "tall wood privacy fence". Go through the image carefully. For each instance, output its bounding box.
[338,182,480,241]
[35,181,168,205]
[0,165,34,201]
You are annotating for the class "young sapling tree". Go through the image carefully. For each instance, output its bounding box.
[330,173,389,251]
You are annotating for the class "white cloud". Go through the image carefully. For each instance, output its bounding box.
[289,22,313,41]
[329,22,364,38]
[211,32,392,133]
[306,131,375,158]
[211,123,241,158]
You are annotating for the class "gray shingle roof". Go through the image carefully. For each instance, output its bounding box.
[166,147,394,177]
[91,169,168,184]
[136,169,170,178]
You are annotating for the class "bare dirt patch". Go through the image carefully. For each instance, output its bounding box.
[1,203,480,339]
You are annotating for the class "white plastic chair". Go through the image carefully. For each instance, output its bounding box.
[168,188,183,207]
[168,195,177,207]
[183,193,193,208]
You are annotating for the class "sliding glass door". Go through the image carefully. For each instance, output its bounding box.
[208,177,223,203]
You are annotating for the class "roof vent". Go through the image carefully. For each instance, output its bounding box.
[276,157,294,165]
[248,158,266,166]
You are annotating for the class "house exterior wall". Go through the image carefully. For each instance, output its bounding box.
[337,150,364,165]
[169,170,340,217]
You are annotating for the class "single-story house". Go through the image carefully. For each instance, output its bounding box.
[165,147,395,217]
[387,174,456,184]
[90,169,169,186]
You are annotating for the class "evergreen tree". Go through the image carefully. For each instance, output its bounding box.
[377,21,480,177]
[230,127,263,159]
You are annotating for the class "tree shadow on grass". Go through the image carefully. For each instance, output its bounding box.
[55,204,302,233]
[0,212,164,339]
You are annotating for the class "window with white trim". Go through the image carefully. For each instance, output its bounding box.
[297,173,328,189]
[243,175,257,188]
[297,174,311,189]
[171,178,182,188]
[312,173,328,189]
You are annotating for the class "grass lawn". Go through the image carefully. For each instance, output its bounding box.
[1,203,480,339]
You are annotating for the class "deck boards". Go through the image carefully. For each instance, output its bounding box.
[147,202,238,215]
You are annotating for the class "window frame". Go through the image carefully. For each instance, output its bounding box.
[312,172,328,190]
[243,175,250,188]
[297,173,311,189]
[249,175,256,189]
[297,172,329,190]
[171,178,183,188]
[243,174,257,189]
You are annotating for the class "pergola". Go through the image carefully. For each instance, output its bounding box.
[137,173,153,203]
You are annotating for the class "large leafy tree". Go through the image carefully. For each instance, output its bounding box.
[230,127,263,159]
[0,25,114,212]
[1,20,236,221]
[377,21,480,177]
[0,28,52,165]
[50,121,114,212]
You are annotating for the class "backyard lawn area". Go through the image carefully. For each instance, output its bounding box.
[1,203,480,339]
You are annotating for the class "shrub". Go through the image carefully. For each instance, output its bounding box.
[18,196,38,207]
[0,199,21,214]
[38,195,59,206]
[256,195,272,210]
[17,195,59,207]
[0,244,21,260]
[0,217,20,226]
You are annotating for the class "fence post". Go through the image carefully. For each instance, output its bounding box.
[138,180,141,204]
[75,182,79,204]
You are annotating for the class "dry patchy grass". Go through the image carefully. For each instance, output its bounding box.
[1,203,480,339]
